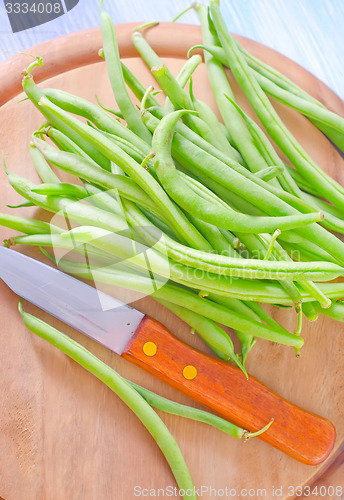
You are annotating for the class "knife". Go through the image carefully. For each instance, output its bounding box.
[0,245,335,465]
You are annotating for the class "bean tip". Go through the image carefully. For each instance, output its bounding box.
[18,298,24,317]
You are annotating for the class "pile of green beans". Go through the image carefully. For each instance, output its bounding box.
[2,0,344,361]
[2,0,344,489]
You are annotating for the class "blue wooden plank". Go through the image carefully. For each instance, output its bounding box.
[0,0,343,98]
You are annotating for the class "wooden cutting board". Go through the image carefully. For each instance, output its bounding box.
[0,23,344,500]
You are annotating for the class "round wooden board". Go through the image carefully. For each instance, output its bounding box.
[0,23,344,500]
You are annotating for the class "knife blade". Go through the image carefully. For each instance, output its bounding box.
[0,246,336,465]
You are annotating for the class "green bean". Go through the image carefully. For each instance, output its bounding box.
[83,183,123,215]
[100,131,148,165]
[152,110,323,233]
[254,70,344,137]
[95,94,124,119]
[36,93,212,251]
[7,201,34,209]
[18,301,196,499]
[142,105,252,182]
[283,165,321,197]
[186,214,238,258]
[224,96,301,196]
[259,232,330,308]
[224,100,344,232]
[181,169,263,217]
[302,302,319,322]
[0,213,62,235]
[279,239,340,265]
[236,43,344,152]
[210,0,344,211]
[206,294,257,364]
[100,5,151,143]
[128,379,261,439]
[58,225,332,308]
[10,228,344,305]
[132,31,213,137]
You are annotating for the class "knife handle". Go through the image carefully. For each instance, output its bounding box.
[122,315,335,465]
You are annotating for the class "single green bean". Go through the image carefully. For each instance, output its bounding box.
[127,380,251,438]
[19,301,196,499]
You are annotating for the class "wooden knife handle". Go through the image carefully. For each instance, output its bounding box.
[122,316,335,465]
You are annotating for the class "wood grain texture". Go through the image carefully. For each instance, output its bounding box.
[123,316,336,465]
[0,24,343,500]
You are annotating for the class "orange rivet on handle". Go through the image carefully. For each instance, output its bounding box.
[143,341,157,357]
[183,365,197,380]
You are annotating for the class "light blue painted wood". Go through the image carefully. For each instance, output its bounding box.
[0,0,343,98]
